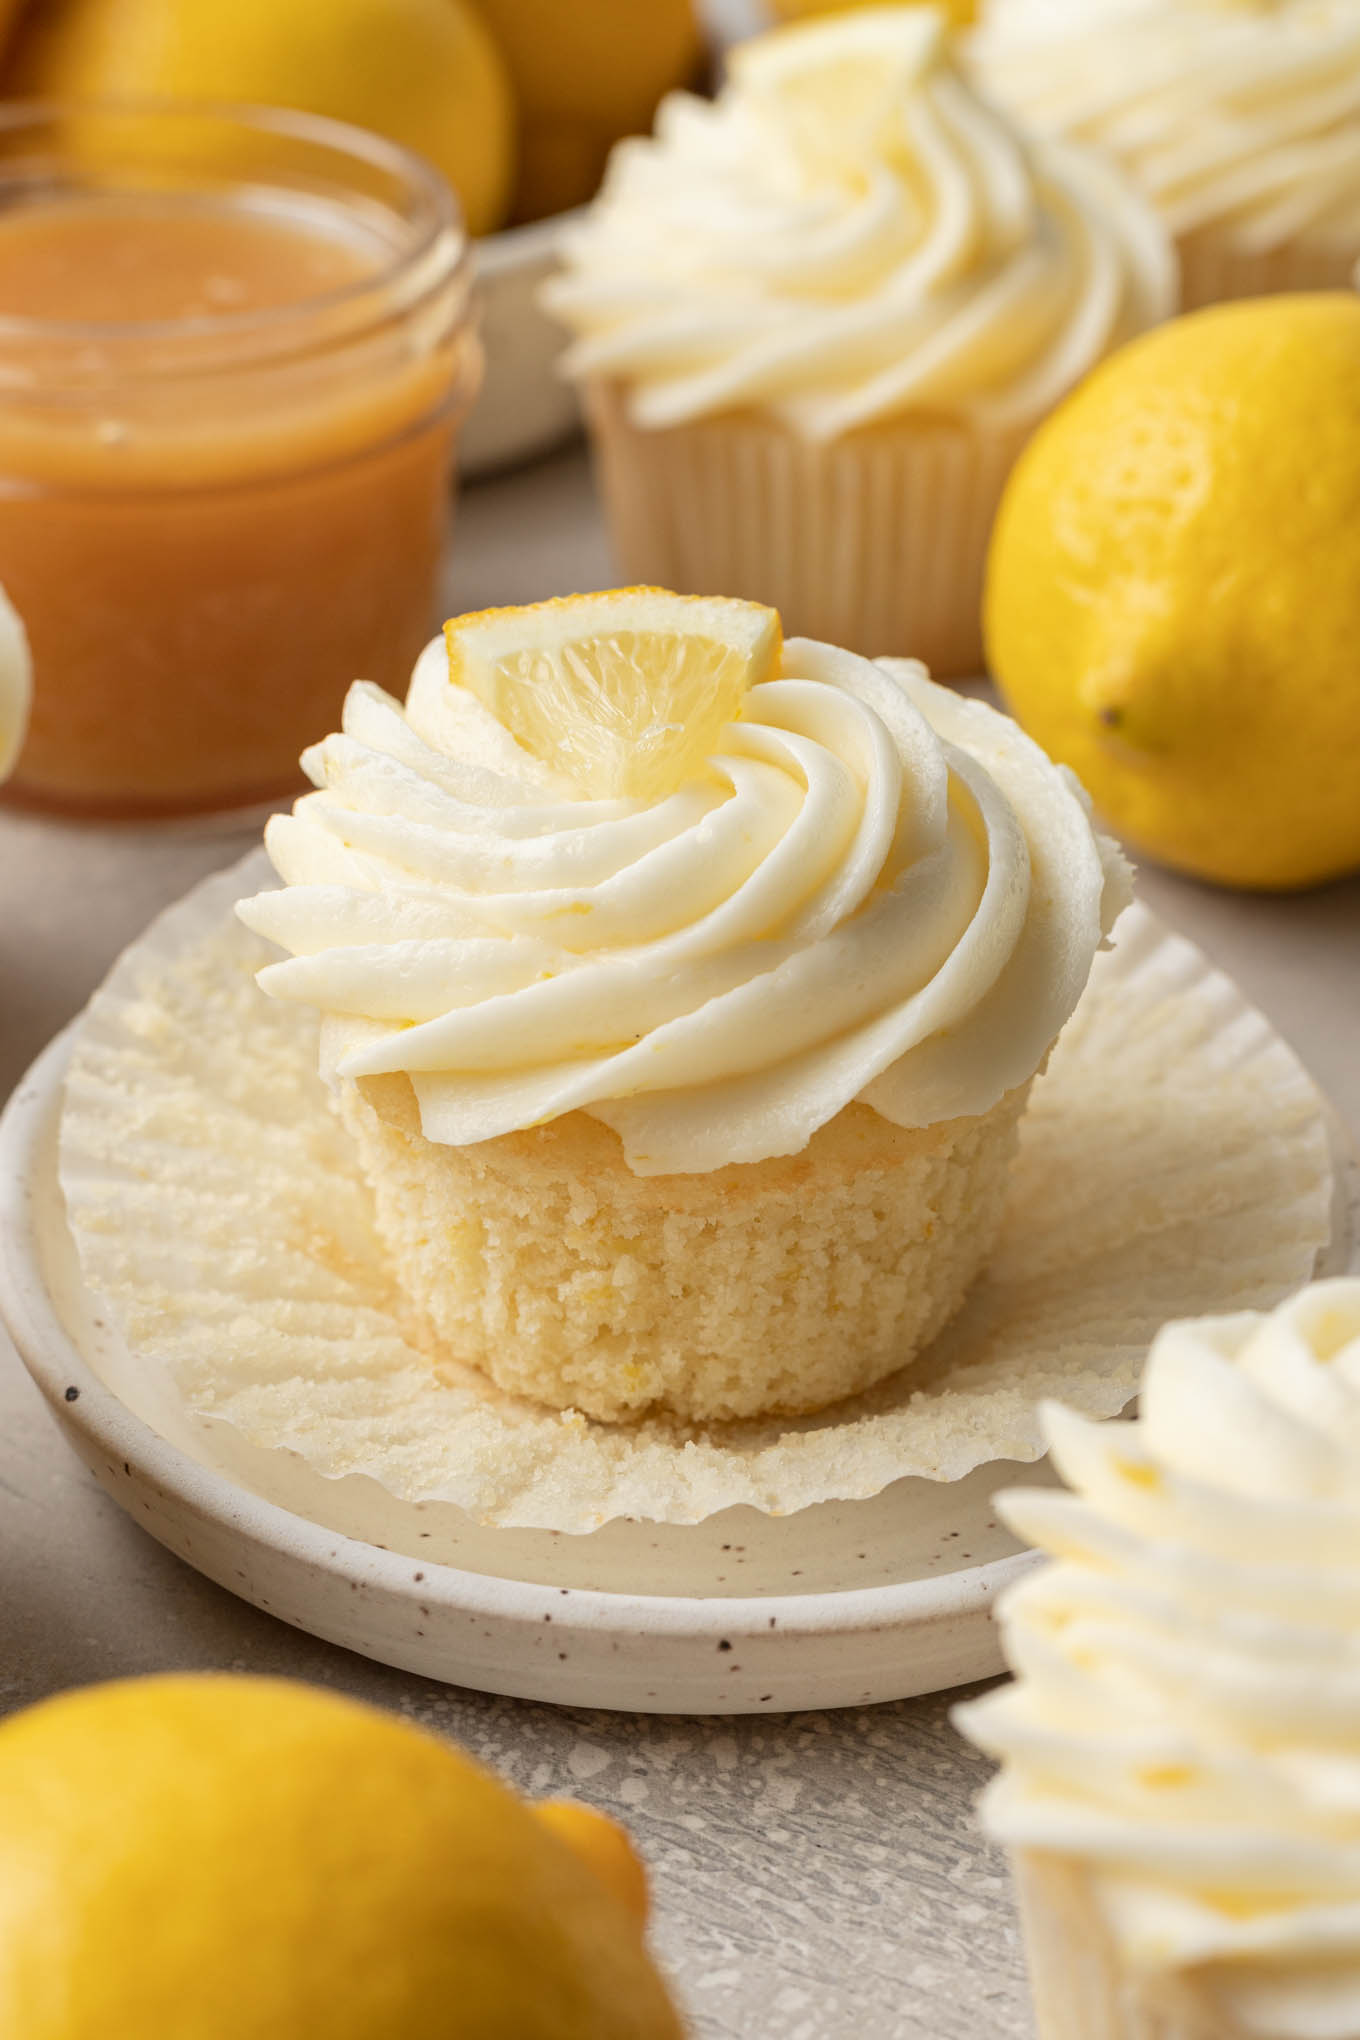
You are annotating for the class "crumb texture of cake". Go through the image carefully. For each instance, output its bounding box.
[958,1280,1360,2040]
[341,1077,1028,1423]
[237,595,1129,1425]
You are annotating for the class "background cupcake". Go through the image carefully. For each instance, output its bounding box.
[958,1279,1360,2040]
[545,6,1174,679]
[238,589,1130,1426]
[970,0,1360,308]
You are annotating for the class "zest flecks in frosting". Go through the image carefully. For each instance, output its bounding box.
[958,1281,1360,2040]
[542,6,1175,439]
[236,633,1129,1177]
[970,0,1360,257]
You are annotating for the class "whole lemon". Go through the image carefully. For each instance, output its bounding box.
[467,0,701,222]
[985,294,1360,891]
[3,0,516,236]
[0,1674,684,2039]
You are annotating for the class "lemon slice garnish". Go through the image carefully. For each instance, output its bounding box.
[0,584,31,783]
[444,587,782,801]
[730,6,942,162]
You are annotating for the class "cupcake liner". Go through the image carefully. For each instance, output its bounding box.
[1014,1854,1249,2040]
[584,380,1034,678]
[1176,230,1360,311]
[57,850,1335,1535]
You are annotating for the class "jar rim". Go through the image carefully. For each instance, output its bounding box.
[0,95,469,348]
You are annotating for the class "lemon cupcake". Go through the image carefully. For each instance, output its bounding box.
[958,1279,1360,2040]
[237,589,1130,1425]
[970,0,1360,310]
[543,8,1174,679]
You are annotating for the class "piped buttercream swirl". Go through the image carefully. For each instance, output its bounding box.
[543,6,1174,439]
[959,1280,1360,2040]
[236,635,1129,1176]
[969,0,1360,256]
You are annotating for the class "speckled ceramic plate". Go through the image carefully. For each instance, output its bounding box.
[3,1025,1355,1713]
[0,1026,1066,1711]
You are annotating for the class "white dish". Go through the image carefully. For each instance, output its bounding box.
[2,1029,1062,1710]
[4,953,1354,1714]
[462,212,581,478]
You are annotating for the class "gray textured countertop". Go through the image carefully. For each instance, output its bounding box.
[3,445,1358,2039]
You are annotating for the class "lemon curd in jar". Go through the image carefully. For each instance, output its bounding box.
[0,104,478,814]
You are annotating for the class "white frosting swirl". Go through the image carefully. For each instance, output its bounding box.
[543,6,1174,438]
[958,1281,1360,2040]
[970,0,1360,255]
[236,635,1129,1176]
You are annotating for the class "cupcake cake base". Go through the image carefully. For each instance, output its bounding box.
[342,1074,1029,1425]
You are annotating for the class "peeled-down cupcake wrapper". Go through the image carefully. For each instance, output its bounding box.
[57,852,1336,1534]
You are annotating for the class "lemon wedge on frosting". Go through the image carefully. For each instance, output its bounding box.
[0,584,31,783]
[731,5,942,158]
[444,588,781,802]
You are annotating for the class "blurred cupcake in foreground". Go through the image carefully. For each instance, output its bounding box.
[545,6,1174,678]
[237,588,1130,1425]
[969,0,1360,309]
[958,1278,1360,2040]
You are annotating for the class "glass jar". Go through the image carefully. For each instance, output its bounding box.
[0,101,479,815]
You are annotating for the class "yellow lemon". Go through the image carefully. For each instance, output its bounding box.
[0,583,31,782]
[3,0,516,237]
[767,1,978,27]
[445,587,781,800]
[985,293,1360,891]
[467,0,701,221]
[0,1674,684,2040]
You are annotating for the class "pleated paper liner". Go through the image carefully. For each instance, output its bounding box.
[58,851,1334,1537]
[583,379,1033,679]
[1012,1854,1260,2040]
[1176,229,1360,313]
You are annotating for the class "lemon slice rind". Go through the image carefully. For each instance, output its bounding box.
[444,587,782,802]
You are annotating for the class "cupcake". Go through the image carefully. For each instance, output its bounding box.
[957,1278,1360,2040]
[543,7,1174,680]
[237,588,1130,1425]
[970,0,1360,310]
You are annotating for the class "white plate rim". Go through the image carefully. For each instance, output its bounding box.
[474,205,584,275]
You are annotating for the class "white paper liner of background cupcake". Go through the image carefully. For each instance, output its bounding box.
[1176,228,1360,312]
[58,852,1336,1540]
[584,379,1032,680]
